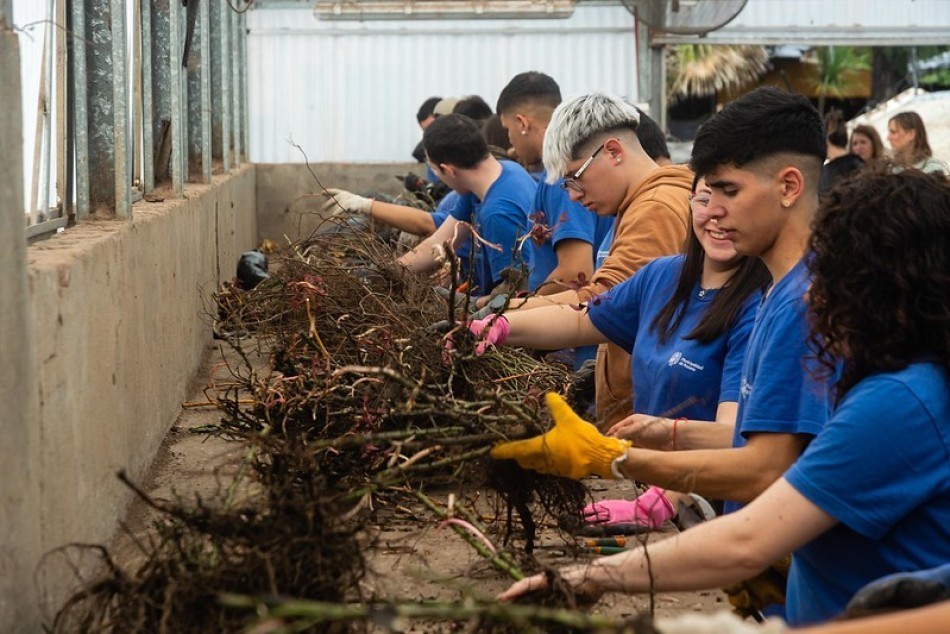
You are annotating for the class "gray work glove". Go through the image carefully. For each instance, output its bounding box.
[470,293,509,320]
[845,564,950,617]
[433,286,479,314]
[321,188,373,216]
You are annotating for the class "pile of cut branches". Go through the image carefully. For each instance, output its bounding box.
[211,222,588,546]
[52,220,614,632]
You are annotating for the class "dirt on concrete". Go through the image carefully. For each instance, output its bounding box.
[112,340,728,629]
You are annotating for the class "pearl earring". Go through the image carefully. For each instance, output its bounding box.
[782,200,791,208]
[521,130,527,136]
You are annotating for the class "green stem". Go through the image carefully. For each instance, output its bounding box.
[219,595,626,630]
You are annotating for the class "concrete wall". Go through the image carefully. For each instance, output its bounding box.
[0,20,43,631]
[255,162,419,243]
[2,165,256,629]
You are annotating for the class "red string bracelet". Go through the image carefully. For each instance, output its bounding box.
[671,417,687,451]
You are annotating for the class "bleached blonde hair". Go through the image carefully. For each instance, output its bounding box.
[542,93,640,184]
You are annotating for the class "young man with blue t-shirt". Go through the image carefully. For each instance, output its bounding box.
[491,88,849,618]
[398,114,535,297]
[499,166,950,629]
[494,72,613,297]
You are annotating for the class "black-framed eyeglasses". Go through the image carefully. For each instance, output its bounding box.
[560,143,606,193]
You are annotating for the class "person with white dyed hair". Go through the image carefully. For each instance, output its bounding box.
[501,92,693,426]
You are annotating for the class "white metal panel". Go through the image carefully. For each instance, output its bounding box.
[13,0,52,213]
[652,0,950,45]
[247,4,637,162]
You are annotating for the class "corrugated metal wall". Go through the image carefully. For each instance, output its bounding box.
[246,4,638,163]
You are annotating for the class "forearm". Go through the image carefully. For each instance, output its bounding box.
[503,305,606,349]
[583,478,833,596]
[617,441,795,503]
[582,509,769,594]
[505,288,581,312]
[397,217,460,273]
[672,420,734,451]
[673,402,737,450]
[793,602,950,634]
[537,240,595,296]
[369,200,436,236]
[639,417,735,451]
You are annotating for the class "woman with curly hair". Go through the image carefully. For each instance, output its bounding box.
[495,167,950,628]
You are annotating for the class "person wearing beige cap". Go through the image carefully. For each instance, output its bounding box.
[432,97,460,118]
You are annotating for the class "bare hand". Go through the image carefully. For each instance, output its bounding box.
[606,414,671,449]
[497,564,607,603]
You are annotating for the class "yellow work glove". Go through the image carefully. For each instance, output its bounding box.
[490,393,632,480]
[722,555,791,620]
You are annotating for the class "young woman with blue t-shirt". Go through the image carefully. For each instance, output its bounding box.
[469,175,770,527]
[493,166,950,629]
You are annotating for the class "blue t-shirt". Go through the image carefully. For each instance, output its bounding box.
[723,259,830,514]
[526,172,613,292]
[450,160,535,294]
[430,191,471,275]
[587,255,758,420]
[595,223,615,270]
[430,191,458,228]
[783,363,950,626]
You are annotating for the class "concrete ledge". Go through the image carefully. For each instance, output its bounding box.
[255,161,420,243]
[23,166,256,622]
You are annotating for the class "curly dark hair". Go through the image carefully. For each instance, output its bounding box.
[807,166,950,401]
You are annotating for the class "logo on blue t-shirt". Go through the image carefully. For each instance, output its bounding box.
[740,377,752,398]
[668,351,705,372]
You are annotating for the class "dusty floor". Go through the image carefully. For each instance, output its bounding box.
[114,339,728,628]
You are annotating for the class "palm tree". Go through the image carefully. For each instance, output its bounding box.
[667,44,770,103]
[812,46,871,113]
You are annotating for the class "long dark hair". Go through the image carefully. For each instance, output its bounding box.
[651,175,771,344]
[808,166,950,400]
[849,124,884,161]
[889,111,933,164]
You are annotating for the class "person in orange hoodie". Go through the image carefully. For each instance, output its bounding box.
[501,92,692,425]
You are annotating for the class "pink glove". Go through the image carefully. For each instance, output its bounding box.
[582,486,675,529]
[467,315,510,356]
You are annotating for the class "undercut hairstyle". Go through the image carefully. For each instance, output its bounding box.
[807,166,950,402]
[690,87,825,178]
[824,109,848,149]
[634,107,671,162]
[417,96,442,123]
[495,71,562,116]
[889,111,933,163]
[423,114,490,170]
[849,124,884,160]
[454,95,493,122]
[651,173,771,344]
[542,93,641,183]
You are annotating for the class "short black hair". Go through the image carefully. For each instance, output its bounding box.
[824,110,848,149]
[690,87,826,177]
[496,71,561,115]
[634,107,670,161]
[423,114,489,169]
[417,96,442,123]
[454,95,493,121]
